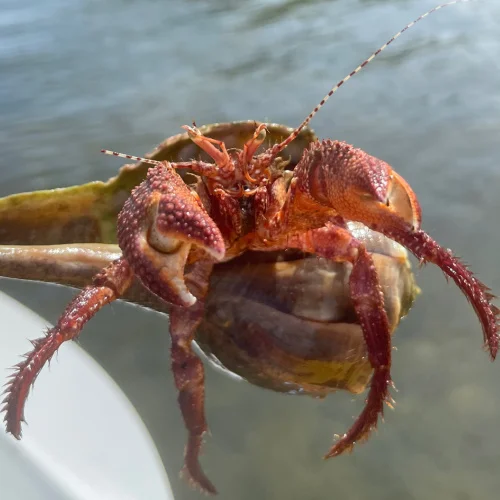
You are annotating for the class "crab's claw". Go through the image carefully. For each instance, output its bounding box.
[118,162,225,307]
[295,139,420,232]
[298,139,499,358]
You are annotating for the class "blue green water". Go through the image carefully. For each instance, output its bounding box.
[1,0,500,499]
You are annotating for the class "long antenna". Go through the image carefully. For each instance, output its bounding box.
[270,0,473,157]
[100,149,161,165]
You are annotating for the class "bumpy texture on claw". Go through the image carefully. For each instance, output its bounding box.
[118,162,225,307]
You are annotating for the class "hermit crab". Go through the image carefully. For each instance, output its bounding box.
[1,0,498,495]
[0,121,419,491]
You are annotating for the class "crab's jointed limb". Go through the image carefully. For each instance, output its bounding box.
[387,229,500,358]
[116,162,226,493]
[3,159,226,497]
[285,226,393,455]
[169,259,216,494]
[2,257,134,437]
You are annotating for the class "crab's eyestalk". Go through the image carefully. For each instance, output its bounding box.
[118,162,225,307]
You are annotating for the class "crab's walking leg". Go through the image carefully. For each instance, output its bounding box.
[286,225,392,457]
[326,246,392,457]
[3,257,134,438]
[390,228,500,358]
[169,259,217,495]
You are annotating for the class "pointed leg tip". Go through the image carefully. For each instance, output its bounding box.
[323,435,353,460]
[4,421,22,440]
[180,465,218,496]
[485,338,498,360]
[323,444,351,460]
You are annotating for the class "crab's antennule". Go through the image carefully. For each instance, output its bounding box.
[269,0,473,157]
[100,149,161,166]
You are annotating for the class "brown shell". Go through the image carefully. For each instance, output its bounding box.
[198,222,419,396]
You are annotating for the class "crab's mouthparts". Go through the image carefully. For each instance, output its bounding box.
[388,226,499,359]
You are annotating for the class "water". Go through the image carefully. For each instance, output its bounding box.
[1,0,500,498]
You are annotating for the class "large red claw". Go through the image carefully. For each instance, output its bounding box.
[293,140,422,231]
[118,162,225,307]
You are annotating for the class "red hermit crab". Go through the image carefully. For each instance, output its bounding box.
[2,0,498,495]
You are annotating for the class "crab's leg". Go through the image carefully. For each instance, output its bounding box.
[2,257,134,438]
[285,224,392,457]
[326,245,392,456]
[388,227,500,358]
[169,259,217,495]
[114,161,224,493]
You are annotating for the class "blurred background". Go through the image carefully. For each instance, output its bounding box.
[1,0,500,499]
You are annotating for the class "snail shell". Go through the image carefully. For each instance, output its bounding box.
[197,222,419,396]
